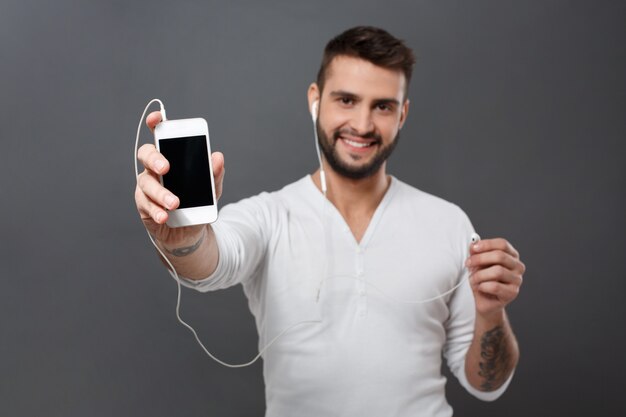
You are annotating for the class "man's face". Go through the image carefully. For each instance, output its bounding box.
[314,56,408,180]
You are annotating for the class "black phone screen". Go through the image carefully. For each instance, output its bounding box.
[158,135,214,209]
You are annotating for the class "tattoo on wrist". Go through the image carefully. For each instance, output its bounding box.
[164,229,206,257]
[478,325,511,391]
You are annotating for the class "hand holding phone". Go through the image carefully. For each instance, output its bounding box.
[154,117,218,227]
[135,112,224,245]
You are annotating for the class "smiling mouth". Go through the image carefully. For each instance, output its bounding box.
[340,137,378,149]
[338,135,380,149]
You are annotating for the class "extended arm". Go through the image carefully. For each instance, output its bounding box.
[135,111,225,280]
[152,223,220,280]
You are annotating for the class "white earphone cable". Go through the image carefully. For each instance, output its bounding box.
[136,98,476,369]
[135,99,321,368]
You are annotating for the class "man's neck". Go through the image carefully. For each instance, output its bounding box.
[311,166,391,242]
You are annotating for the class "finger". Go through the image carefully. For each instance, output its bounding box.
[146,111,163,133]
[212,151,225,177]
[136,170,180,211]
[476,281,520,303]
[466,250,522,273]
[470,265,523,287]
[135,184,169,225]
[137,143,170,175]
[211,152,225,199]
[470,237,519,259]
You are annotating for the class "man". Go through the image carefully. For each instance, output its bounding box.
[135,26,525,416]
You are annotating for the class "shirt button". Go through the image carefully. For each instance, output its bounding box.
[356,247,363,254]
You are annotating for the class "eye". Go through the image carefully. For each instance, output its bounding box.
[338,97,355,106]
[376,103,393,112]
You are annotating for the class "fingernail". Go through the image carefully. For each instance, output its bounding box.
[465,258,472,267]
[164,194,176,209]
[473,243,481,251]
[156,212,165,223]
[155,160,165,172]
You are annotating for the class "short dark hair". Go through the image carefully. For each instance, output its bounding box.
[316,26,416,98]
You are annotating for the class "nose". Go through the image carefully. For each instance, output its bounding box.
[351,107,374,135]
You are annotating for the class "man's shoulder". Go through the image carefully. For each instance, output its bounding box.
[390,177,473,238]
[254,175,314,206]
[391,176,465,216]
[274,175,313,197]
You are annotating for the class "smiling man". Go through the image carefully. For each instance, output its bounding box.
[136,26,525,416]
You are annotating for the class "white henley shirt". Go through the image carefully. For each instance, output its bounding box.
[178,175,512,416]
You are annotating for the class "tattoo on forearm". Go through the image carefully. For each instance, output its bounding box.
[478,325,511,391]
[164,229,206,257]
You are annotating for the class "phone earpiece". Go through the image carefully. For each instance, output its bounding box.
[311,101,319,122]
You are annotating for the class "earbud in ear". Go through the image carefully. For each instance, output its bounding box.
[311,100,319,122]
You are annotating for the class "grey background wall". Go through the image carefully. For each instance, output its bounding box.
[1,1,624,416]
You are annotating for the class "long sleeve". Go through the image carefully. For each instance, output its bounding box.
[175,194,273,293]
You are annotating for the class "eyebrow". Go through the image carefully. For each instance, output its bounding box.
[329,90,400,106]
[329,90,360,100]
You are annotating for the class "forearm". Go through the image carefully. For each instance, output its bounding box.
[155,225,219,280]
[464,310,519,392]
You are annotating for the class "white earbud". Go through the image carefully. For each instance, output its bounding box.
[470,233,481,244]
[311,100,319,122]
[309,99,326,194]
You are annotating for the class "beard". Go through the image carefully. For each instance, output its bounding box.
[316,122,400,180]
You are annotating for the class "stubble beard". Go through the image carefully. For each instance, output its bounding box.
[316,122,400,180]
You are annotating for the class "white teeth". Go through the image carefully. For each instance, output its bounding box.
[343,138,371,148]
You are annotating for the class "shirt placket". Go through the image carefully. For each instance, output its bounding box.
[355,245,367,317]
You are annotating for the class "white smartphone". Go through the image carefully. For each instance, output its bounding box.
[154,118,218,227]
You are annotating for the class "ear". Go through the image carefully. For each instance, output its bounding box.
[398,99,410,130]
[307,83,320,117]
